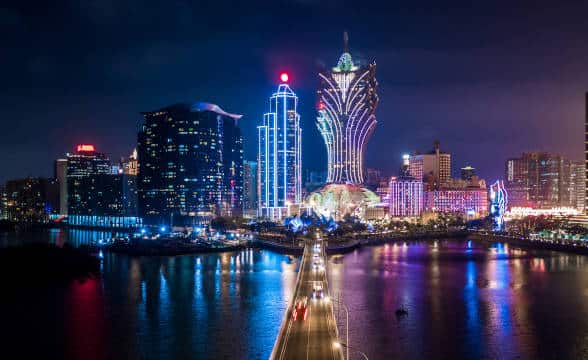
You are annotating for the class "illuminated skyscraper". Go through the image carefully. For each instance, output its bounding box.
[258,74,302,220]
[138,103,243,225]
[316,32,378,185]
[408,141,451,189]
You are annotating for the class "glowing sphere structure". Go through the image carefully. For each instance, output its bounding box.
[306,184,379,221]
[316,32,379,184]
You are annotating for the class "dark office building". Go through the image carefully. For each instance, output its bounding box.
[243,160,258,211]
[65,145,137,216]
[66,145,111,214]
[138,102,243,225]
[71,173,137,216]
[5,177,59,222]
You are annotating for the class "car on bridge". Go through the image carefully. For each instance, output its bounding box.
[312,259,324,272]
[312,283,324,300]
[291,297,308,321]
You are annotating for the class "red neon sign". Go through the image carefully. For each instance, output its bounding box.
[76,144,95,152]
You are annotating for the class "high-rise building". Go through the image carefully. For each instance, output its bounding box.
[506,152,573,208]
[70,173,137,216]
[400,154,411,177]
[257,74,302,220]
[460,166,476,181]
[389,176,424,217]
[123,149,138,176]
[570,161,585,211]
[0,186,7,220]
[5,177,59,222]
[316,32,378,185]
[365,168,384,190]
[585,92,588,214]
[63,145,138,217]
[243,160,258,211]
[55,158,68,214]
[66,145,112,215]
[138,102,243,225]
[409,141,451,189]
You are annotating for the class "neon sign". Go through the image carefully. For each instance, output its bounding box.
[76,144,95,152]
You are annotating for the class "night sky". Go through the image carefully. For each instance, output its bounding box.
[2,1,587,184]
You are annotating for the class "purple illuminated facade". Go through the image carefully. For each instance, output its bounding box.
[388,176,424,217]
[316,32,378,185]
[424,189,488,218]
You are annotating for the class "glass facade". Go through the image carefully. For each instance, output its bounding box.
[505,152,577,209]
[138,103,243,225]
[257,83,302,220]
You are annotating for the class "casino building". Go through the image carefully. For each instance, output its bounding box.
[308,33,380,220]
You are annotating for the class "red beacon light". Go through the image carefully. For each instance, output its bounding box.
[280,73,289,83]
[76,144,95,152]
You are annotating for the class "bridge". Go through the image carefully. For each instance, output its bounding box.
[270,236,343,360]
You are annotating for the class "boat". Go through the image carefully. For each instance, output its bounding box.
[395,307,408,317]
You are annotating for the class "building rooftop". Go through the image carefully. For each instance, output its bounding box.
[143,102,242,120]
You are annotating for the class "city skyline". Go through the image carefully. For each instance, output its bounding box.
[4,4,588,360]
[2,1,588,184]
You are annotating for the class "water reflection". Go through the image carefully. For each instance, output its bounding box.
[328,239,588,360]
[0,228,122,248]
[0,234,298,360]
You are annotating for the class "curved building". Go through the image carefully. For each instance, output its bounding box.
[316,32,379,185]
[137,102,244,225]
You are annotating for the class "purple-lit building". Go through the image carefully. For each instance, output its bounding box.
[388,176,424,217]
[424,188,488,218]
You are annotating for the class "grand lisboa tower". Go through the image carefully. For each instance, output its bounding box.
[317,32,379,184]
[308,33,380,220]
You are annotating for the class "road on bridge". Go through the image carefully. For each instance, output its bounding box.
[271,237,343,360]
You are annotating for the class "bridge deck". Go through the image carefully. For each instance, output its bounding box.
[271,238,342,360]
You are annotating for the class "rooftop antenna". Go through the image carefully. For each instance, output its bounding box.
[343,31,349,53]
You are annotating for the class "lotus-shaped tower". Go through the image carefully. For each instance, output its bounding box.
[316,32,379,184]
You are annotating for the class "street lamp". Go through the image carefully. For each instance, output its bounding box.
[328,297,349,360]
[333,341,369,360]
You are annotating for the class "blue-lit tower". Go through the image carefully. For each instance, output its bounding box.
[257,73,302,220]
[489,180,508,231]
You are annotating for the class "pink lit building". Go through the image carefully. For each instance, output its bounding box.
[424,188,488,218]
[389,177,424,217]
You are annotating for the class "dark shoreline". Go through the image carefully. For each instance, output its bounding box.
[106,243,245,256]
[0,243,100,286]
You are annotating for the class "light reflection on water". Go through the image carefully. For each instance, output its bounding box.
[3,230,588,359]
[328,238,588,360]
[0,228,298,360]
